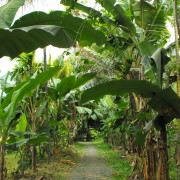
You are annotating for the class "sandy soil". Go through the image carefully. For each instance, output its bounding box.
[67,142,114,180]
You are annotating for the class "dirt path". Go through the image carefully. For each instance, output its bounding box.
[67,142,114,180]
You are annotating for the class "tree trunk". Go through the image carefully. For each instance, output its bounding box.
[143,131,157,180]
[173,0,180,179]
[32,146,37,172]
[156,124,170,180]
[53,102,62,154]
[31,109,37,172]
[0,143,6,180]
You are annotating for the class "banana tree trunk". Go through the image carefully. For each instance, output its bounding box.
[156,124,169,180]
[173,0,180,179]
[142,131,157,180]
[32,146,37,172]
[0,142,6,180]
[31,105,37,172]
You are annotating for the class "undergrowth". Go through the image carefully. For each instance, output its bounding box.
[7,146,80,180]
[94,139,133,180]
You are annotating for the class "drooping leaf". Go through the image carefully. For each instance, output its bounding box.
[0,0,25,28]
[73,73,96,89]
[56,76,76,99]
[81,80,180,119]
[0,26,74,58]
[81,80,161,103]
[11,11,106,46]
[0,11,106,58]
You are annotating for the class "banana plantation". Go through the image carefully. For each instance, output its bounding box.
[0,0,179,179]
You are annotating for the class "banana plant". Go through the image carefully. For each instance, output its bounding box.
[48,73,96,151]
[81,48,180,179]
[0,66,60,179]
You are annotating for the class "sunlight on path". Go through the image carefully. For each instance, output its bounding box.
[68,142,114,180]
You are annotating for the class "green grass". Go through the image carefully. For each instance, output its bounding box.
[74,142,86,151]
[75,142,86,149]
[94,139,132,180]
[5,153,19,173]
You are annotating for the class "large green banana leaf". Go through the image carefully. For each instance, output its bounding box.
[81,80,161,102]
[81,80,180,119]
[11,11,106,45]
[0,11,106,58]
[0,0,25,28]
[55,73,96,100]
[0,25,74,58]
[132,1,154,28]
[132,1,167,45]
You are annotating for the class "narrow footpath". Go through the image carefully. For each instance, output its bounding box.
[68,142,114,180]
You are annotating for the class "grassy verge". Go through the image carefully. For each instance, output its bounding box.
[94,139,133,180]
[74,142,86,153]
[5,145,81,180]
[6,153,19,174]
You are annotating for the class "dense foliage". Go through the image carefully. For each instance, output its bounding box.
[0,0,179,179]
